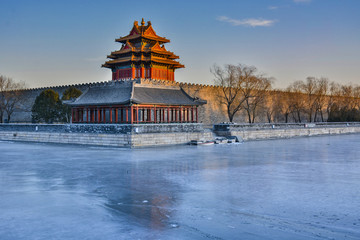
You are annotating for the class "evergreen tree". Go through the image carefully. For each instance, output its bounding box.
[61,87,82,122]
[31,89,63,123]
[61,86,82,101]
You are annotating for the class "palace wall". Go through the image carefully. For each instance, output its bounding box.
[9,83,91,123]
[6,79,321,124]
[9,79,233,124]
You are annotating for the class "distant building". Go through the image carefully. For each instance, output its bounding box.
[68,19,206,124]
[103,18,184,81]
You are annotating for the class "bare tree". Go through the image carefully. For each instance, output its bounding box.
[212,64,257,122]
[0,75,26,123]
[242,76,272,123]
[313,77,329,122]
[301,77,318,122]
[264,91,277,123]
[326,81,341,119]
[277,91,292,123]
[287,81,305,123]
[340,84,357,109]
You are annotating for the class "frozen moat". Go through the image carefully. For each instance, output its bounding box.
[0,135,359,240]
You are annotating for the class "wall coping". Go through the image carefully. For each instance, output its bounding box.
[214,122,360,132]
[0,123,205,134]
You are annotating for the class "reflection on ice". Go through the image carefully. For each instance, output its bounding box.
[0,135,360,239]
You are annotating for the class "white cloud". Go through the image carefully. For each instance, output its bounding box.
[268,6,279,10]
[217,16,276,27]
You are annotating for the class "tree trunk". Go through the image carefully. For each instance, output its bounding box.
[267,112,272,123]
[227,106,233,123]
[228,111,234,123]
[297,110,302,123]
[247,110,252,123]
[320,111,324,122]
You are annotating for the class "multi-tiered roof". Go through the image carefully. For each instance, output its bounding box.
[103,19,184,81]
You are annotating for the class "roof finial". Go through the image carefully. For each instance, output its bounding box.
[141,18,145,26]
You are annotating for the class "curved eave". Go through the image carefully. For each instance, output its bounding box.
[103,57,185,68]
[115,35,170,44]
[108,48,179,58]
[131,101,203,106]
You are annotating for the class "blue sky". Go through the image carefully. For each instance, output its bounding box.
[0,0,359,89]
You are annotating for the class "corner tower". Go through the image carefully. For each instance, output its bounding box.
[102,19,184,82]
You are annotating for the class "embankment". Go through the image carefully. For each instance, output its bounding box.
[214,122,360,141]
[0,123,213,148]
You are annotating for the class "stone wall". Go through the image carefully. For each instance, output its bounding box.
[0,131,213,148]
[214,123,360,141]
[4,79,329,124]
[0,123,213,148]
[6,79,233,124]
[9,83,90,123]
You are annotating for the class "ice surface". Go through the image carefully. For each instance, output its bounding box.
[0,135,360,239]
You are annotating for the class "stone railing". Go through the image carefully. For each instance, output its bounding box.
[0,123,205,134]
[213,122,360,132]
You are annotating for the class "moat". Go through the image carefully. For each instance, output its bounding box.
[0,135,359,239]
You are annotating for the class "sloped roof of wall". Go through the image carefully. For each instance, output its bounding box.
[68,82,206,106]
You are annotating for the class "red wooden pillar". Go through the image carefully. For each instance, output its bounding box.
[131,67,136,79]
[191,107,194,122]
[76,108,79,122]
[129,107,132,124]
[167,107,170,123]
[154,106,157,123]
[142,108,145,123]
[187,108,189,122]
[179,107,182,123]
[75,108,78,123]
[97,108,100,123]
[136,106,139,123]
[140,66,145,78]
[125,107,128,123]
[85,108,87,123]
[80,108,83,122]
[102,108,104,123]
[196,107,198,123]
[121,108,124,123]
[109,108,113,123]
[72,108,75,123]
[115,108,118,123]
